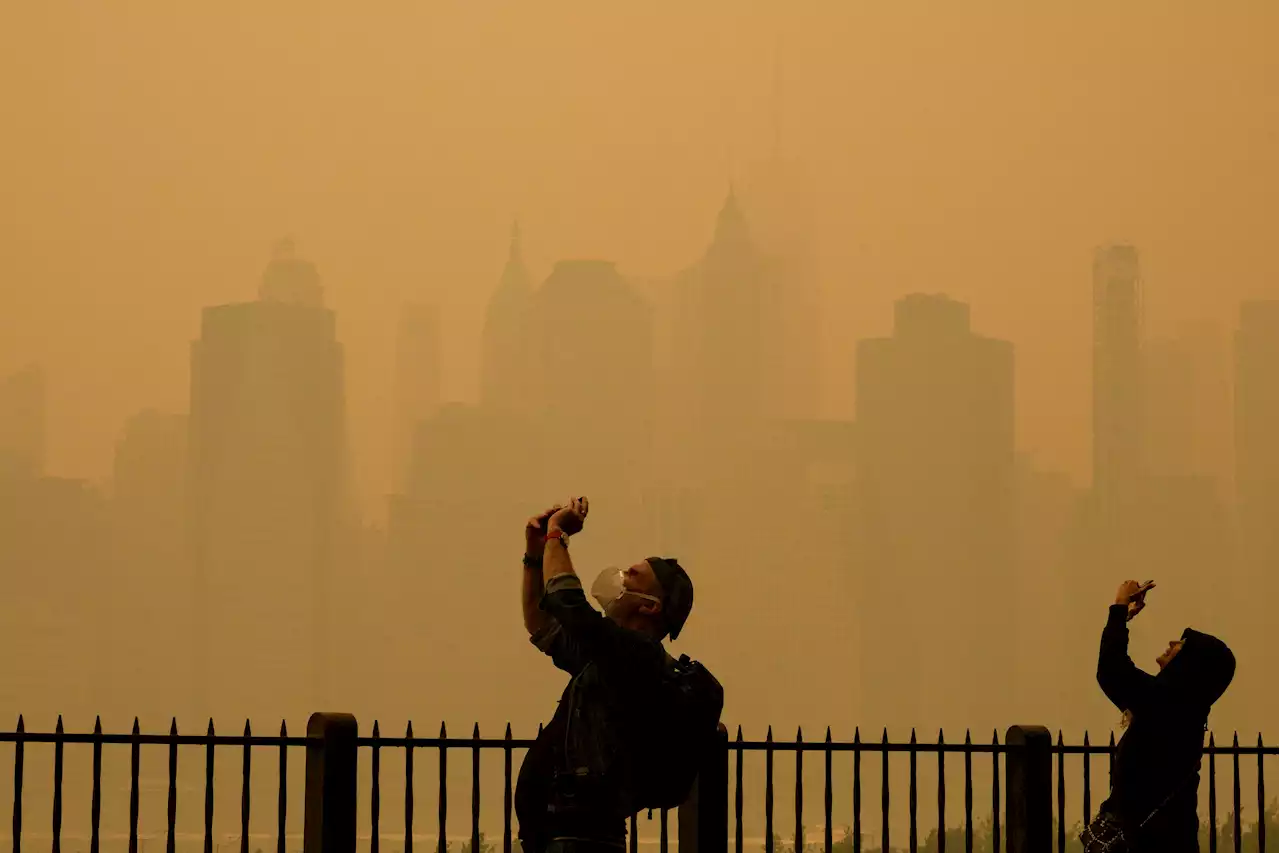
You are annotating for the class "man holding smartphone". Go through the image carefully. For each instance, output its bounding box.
[514,498,721,853]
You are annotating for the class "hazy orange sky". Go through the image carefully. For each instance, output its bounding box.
[2,2,1274,512]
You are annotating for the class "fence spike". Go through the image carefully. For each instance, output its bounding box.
[1232,732,1239,747]
[910,729,917,744]
[854,727,861,744]
[94,716,103,734]
[537,722,543,736]
[881,728,889,744]
[796,727,803,743]
[1208,732,1215,748]
[56,715,64,733]
[1109,731,1116,748]
[133,718,141,735]
[1057,731,1064,746]
[938,729,945,745]
[207,719,215,736]
[504,722,512,739]
[244,719,252,737]
[826,727,833,743]
[473,722,480,739]
[16,714,24,732]
[736,725,744,742]
[280,720,288,737]
[963,729,971,745]
[440,721,447,738]
[992,729,998,745]
[406,721,414,738]
[170,718,178,736]
[1083,731,1090,748]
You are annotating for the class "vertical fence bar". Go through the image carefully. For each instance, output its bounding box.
[471,725,481,853]
[280,721,289,853]
[880,729,890,853]
[1081,732,1091,832]
[167,720,178,853]
[1232,733,1241,853]
[502,725,512,853]
[853,729,861,853]
[765,727,775,853]
[205,720,216,853]
[438,724,448,853]
[1256,734,1266,853]
[12,716,24,853]
[660,808,670,853]
[1209,734,1218,853]
[962,731,972,853]
[242,720,253,853]
[370,722,381,853]
[992,730,1002,853]
[736,727,744,853]
[130,718,142,853]
[52,717,63,853]
[908,730,918,853]
[1055,731,1065,853]
[405,723,414,853]
[825,729,834,853]
[91,717,103,853]
[795,728,804,853]
[629,814,638,853]
[937,731,946,853]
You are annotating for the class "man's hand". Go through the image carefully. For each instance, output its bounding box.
[549,497,589,537]
[525,505,562,559]
[1115,580,1155,621]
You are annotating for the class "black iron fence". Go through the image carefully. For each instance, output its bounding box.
[2,716,1275,853]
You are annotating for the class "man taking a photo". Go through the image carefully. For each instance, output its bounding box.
[515,497,722,853]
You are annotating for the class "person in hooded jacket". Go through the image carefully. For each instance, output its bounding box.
[1092,579,1237,853]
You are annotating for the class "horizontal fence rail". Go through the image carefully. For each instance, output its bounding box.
[2,719,1275,853]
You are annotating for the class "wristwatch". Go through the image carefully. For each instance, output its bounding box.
[546,530,570,548]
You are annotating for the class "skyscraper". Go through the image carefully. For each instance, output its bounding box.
[1091,244,1145,519]
[855,294,1015,729]
[1234,300,1278,570]
[481,221,534,415]
[187,241,349,721]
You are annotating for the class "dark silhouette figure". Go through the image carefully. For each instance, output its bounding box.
[1088,580,1236,852]
[514,498,720,853]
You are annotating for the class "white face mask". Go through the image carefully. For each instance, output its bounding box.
[590,566,661,615]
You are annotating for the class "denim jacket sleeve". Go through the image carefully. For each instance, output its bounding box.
[529,574,661,676]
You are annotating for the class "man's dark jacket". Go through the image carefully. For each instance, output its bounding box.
[1096,605,1236,852]
[516,574,671,853]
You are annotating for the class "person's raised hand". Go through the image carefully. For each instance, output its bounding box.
[525,505,562,558]
[1115,579,1155,621]
[549,496,589,537]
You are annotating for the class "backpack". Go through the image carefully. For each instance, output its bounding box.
[631,653,725,812]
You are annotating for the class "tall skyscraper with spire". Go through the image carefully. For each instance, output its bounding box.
[481,221,534,415]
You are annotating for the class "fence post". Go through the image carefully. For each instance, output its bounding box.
[679,724,729,853]
[1005,725,1051,853]
[304,713,359,853]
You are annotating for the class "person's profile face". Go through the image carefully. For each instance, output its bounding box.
[1156,639,1184,670]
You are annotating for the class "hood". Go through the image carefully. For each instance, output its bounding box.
[1157,627,1236,710]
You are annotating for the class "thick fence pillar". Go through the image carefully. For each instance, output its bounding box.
[678,724,729,853]
[1005,725,1052,853]
[304,713,359,853]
